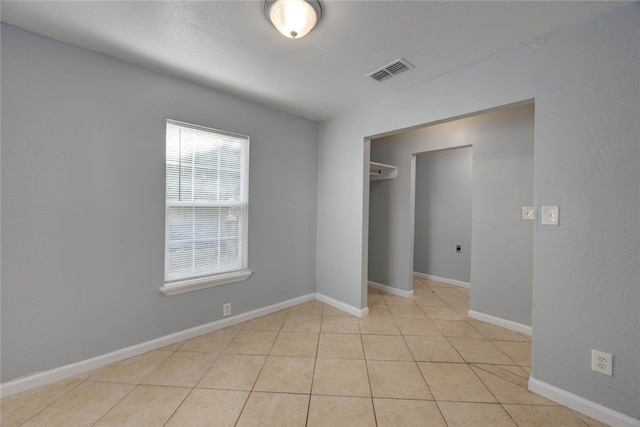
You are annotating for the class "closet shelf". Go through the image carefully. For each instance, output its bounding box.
[370,161,398,181]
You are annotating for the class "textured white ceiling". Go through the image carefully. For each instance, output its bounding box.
[0,1,627,121]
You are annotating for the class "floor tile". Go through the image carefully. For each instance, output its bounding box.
[87,351,173,384]
[388,304,427,319]
[503,404,596,426]
[321,315,360,334]
[382,294,417,305]
[178,328,237,353]
[307,395,376,427]
[281,313,322,333]
[439,294,470,307]
[469,321,529,341]
[422,306,463,320]
[197,354,266,391]
[413,294,449,307]
[492,340,532,366]
[418,362,495,402]
[362,335,413,361]
[94,385,189,426]
[236,392,309,427]
[437,401,516,427]
[367,293,385,304]
[322,305,354,317]
[432,286,466,296]
[373,399,446,427]
[368,304,393,317]
[224,330,278,355]
[395,318,442,336]
[472,367,558,405]
[22,381,134,427]
[367,360,432,399]
[448,338,515,364]
[165,389,249,427]
[471,363,529,388]
[270,332,319,357]
[312,358,371,397]
[253,356,315,393]
[317,333,364,359]
[288,300,324,316]
[241,312,287,331]
[404,336,464,362]
[433,320,484,338]
[358,317,401,335]
[0,380,82,427]
[143,351,217,387]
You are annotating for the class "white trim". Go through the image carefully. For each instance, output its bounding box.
[468,309,532,336]
[316,293,369,318]
[368,281,414,298]
[413,272,470,289]
[0,293,315,398]
[160,270,252,296]
[528,377,640,427]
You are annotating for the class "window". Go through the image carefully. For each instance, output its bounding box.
[161,120,251,295]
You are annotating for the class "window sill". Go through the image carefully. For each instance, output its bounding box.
[160,270,252,296]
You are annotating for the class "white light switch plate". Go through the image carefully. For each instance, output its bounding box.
[522,207,535,220]
[541,205,559,225]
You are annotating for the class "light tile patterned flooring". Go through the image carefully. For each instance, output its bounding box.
[1,277,608,426]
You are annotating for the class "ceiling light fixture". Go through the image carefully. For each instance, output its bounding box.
[264,0,322,39]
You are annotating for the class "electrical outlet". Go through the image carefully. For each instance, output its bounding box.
[223,303,231,317]
[456,245,462,253]
[591,350,612,376]
[522,207,535,220]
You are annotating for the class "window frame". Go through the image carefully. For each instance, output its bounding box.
[160,119,251,296]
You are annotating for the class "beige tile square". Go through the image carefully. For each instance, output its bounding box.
[95,385,189,426]
[368,286,381,295]
[414,294,448,307]
[22,382,134,427]
[88,351,173,384]
[471,364,529,388]
[404,336,464,362]
[307,395,376,427]
[451,306,474,321]
[374,399,446,427]
[472,367,557,405]
[367,293,385,304]
[236,392,309,427]
[317,333,364,359]
[395,318,442,336]
[0,380,82,427]
[358,317,401,335]
[312,358,371,397]
[439,294,470,307]
[289,300,324,316]
[388,304,427,319]
[165,389,249,427]
[143,351,217,387]
[503,404,592,427]
[253,356,315,393]
[469,321,529,341]
[448,338,515,364]
[437,402,516,427]
[433,320,484,338]
[432,286,465,296]
[421,306,463,320]
[362,335,413,361]
[367,361,432,399]
[178,329,237,353]
[382,294,416,305]
[323,305,355,317]
[492,341,532,366]
[418,362,495,402]
[281,313,322,332]
[197,354,265,390]
[321,315,360,334]
[368,304,393,317]
[224,330,278,355]
[241,312,287,331]
[270,332,319,357]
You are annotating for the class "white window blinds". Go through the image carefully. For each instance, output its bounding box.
[165,120,249,283]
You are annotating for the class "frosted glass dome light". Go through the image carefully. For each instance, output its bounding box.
[267,0,321,39]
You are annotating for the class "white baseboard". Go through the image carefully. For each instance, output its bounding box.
[315,293,369,318]
[0,293,316,398]
[413,272,470,289]
[367,281,414,298]
[468,309,532,336]
[528,377,640,427]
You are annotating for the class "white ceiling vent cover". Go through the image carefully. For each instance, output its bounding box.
[367,58,413,82]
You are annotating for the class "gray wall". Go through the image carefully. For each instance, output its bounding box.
[316,4,639,419]
[414,147,472,283]
[369,105,533,327]
[1,24,318,382]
